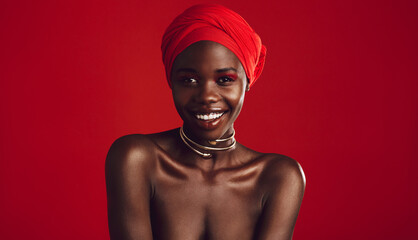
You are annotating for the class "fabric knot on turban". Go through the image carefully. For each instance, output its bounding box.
[161,4,267,88]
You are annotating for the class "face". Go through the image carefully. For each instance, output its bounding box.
[171,41,247,141]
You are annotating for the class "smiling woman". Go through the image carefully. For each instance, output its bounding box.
[171,41,247,143]
[105,4,305,240]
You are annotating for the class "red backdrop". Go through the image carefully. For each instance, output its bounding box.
[1,0,417,239]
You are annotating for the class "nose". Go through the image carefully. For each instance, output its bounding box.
[195,80,220,104]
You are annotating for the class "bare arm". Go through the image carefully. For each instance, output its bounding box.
[105,135,154,240]
[254,156,306,240]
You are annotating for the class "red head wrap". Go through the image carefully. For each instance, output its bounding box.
[161,4,266,88]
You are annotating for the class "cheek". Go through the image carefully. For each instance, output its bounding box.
[226,88,245,112]
[172,91,184,110]
[172,89,193,113]
[172,97,188,121]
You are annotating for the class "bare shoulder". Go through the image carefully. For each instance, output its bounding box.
[259,153,306,192]
[248,153,305,239]
[105,134,157,178]
[105,134,156,239]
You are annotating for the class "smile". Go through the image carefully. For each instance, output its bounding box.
[194,112,225,121]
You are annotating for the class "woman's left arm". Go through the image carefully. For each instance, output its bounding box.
[254,156,306,240]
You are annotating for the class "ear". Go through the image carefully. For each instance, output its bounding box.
[245,78,250,92]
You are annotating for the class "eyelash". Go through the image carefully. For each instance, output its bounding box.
[178,75,237,86]
[180,77,198,85]
[217,76,235,84]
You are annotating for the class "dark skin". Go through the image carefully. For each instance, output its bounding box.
[106,41,305,240]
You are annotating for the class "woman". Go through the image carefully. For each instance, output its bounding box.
[106,4,305,240]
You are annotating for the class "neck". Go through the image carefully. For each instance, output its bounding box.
[179,126,236,159]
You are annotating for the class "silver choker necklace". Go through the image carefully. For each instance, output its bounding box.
[179,126,236,158]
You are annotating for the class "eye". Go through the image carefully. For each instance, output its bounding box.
[183,77,198,84]
[176,75,199,86]
[217,74,237,85]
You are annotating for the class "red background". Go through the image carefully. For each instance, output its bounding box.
[1,0,417,239]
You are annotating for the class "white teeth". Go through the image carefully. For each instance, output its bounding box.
[195,112,224,120]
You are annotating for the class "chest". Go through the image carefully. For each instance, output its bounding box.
[149,162,265,239]
[152,158,264,207]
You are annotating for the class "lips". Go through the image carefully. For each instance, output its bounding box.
[194,112,225,121]
[188,109,228,130]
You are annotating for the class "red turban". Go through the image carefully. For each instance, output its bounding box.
[161,4,266,88]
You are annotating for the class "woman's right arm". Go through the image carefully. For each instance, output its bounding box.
[105,135,154,240]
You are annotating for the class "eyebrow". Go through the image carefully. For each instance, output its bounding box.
[176,67,237,73]
[176,68,197,73]
[216,67,237,73]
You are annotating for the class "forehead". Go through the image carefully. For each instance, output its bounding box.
[172,41,244,71]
